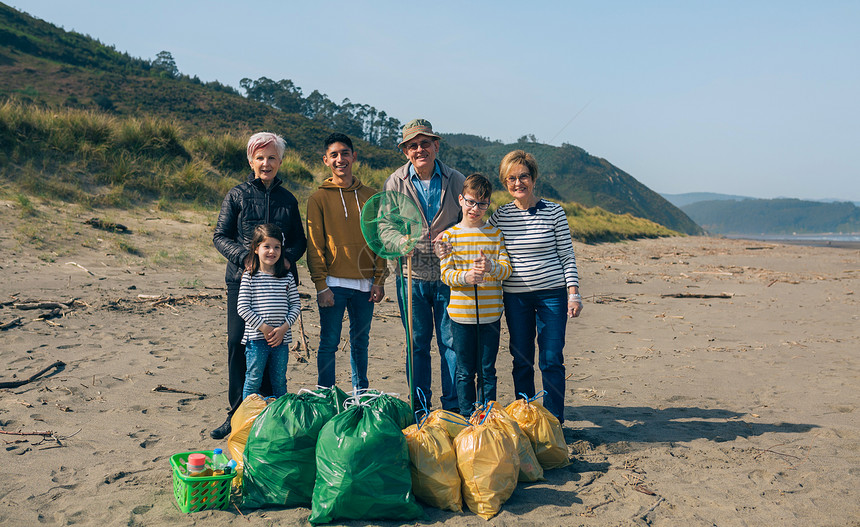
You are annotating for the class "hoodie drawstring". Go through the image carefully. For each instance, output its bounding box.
[337,188,363,219]
[338,188,348,218]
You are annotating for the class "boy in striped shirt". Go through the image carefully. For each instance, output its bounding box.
[439,174,512,416]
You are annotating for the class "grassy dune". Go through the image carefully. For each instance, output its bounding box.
[1,100,679,244]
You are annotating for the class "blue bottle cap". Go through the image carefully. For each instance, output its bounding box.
[214,448,223,455]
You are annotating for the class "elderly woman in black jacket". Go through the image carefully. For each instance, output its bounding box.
[210,131,306,439]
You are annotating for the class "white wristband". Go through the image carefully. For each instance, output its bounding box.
[318,287,331,295]
[568,293,581,302]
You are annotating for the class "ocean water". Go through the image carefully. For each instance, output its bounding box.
[724,233,860,247]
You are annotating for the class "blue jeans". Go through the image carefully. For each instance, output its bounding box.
[451,319,500,417]
[503,288,568,423]
[243,339,289,400]
[317,286,374,391]
[396,277,459,411]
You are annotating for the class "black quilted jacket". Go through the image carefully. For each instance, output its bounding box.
[213,174,307,285]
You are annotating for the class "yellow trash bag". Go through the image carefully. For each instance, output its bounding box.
[454,412,520,519]
[470,401,543,482]
[226,393,269,484]
[402,422,462,511]
[505,394,570,470]
[423,409,470,440]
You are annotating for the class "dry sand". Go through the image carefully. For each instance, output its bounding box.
[1,201,858,526]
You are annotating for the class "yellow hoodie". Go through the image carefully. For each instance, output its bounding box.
[306,177,389,292]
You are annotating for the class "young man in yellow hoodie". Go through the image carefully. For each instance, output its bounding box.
[306,133,389,392]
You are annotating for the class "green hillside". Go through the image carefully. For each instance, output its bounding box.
[682,199,860,235]
[0,3,691,242]
[442,135,702,235]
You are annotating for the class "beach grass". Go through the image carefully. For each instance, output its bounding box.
[2,99,679,245]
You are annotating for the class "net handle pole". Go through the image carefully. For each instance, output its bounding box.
[407,254,414,411]
[474,284,483,405]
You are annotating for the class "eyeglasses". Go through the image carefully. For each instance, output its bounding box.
[463,197,490,210]
[404,139,434,152]
[506,174,531,184]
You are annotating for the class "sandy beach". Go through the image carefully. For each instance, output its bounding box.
[1,201,858,526]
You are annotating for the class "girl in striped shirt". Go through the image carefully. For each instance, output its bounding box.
[237,224,301,400]
[440,174,512,416]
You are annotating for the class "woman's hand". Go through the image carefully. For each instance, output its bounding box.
[568,299,583,318]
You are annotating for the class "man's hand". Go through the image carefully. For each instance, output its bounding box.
[432,232,452,259]
[369,284,385,303]
[317,288,335,308]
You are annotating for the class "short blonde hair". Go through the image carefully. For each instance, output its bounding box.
[246,132,286,162]
[498,149,538,187]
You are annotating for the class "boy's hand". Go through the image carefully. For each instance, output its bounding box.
[465,269,484,285]
[473,250,488,273]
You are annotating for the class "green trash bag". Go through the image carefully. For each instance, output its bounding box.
[310,404,423,524]
[316,385,349,414]
[241,390,340,509]
[367,391,415,430]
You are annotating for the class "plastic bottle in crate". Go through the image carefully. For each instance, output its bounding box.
[212,448,230,475]
[186,453,213,477]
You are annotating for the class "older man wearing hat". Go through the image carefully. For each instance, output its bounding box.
[383,118,465,414]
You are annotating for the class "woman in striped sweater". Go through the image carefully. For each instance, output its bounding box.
[489,150,583,423]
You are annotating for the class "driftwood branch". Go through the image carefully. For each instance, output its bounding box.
[290,308,311,363]
[1,317,23,330]
[661,292,733,299]
[66,262,95,276]
[152,385,206,397]
[137,293,222,306]
[0,361,65,389]
[0,430,55,437]
[13,301,67,310]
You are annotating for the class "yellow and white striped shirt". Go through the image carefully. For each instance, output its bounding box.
[440,223,512,324]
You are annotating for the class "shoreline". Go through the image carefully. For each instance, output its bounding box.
[720,234,860,249]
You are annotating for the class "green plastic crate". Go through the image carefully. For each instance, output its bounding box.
[169,451,236,513]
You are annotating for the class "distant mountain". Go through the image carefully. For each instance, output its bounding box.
[661,192,754,208]
[1,3,702,235]
[681,198,860,235]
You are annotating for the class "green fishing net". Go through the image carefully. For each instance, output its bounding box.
[360,191,423,259]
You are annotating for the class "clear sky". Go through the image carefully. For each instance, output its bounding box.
[14,1,860,201]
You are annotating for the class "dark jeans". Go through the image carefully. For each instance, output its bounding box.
[395,277,458,411]
[503,287,568,423]
[317,286,374,391]
[451,319,500,417]
[227,283,271,417]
